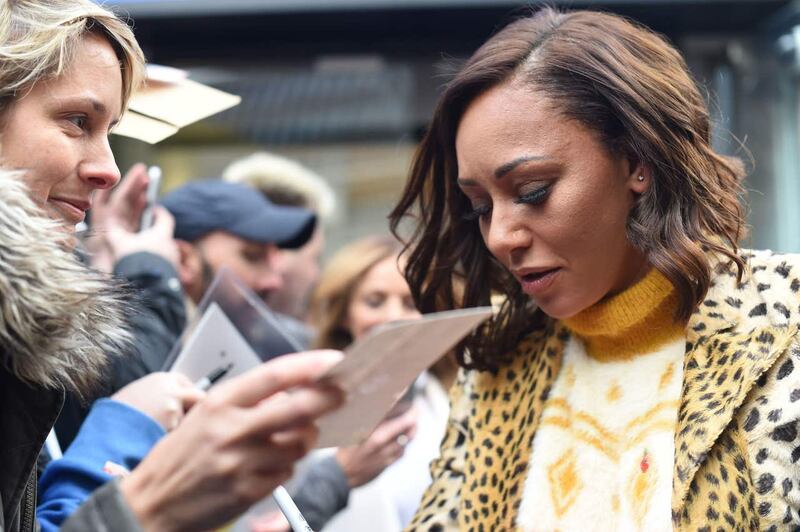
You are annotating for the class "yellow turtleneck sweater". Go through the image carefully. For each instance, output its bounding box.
[517,269,685,532]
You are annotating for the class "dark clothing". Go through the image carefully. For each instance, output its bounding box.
[55,253,186,449]
[0,371,143,532]
[0,172,143,532]
[0,368,62,532]
[291,455,351,530]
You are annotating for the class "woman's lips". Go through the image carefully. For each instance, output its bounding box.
[516,268,561,296]
[47,198,87,225]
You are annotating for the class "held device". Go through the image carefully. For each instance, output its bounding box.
[139,166,162,231]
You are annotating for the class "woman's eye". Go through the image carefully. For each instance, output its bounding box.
[65,115,88,130]
[462,203,491,222]
[363,294,386,308]
[515,184,551,206]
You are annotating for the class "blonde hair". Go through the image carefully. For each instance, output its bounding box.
[223,152,337,224]
[0,0,145,116]
[309,235,401,350]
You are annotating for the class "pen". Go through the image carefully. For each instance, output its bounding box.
[194,362,233,391]
[273,485,314,532]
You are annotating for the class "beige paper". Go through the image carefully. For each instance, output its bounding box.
[316,307,493,448]
[114,65,241,144]
[113,111,179,144]
[128,78,241,128]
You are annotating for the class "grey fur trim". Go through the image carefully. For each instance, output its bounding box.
[0,171,130,396]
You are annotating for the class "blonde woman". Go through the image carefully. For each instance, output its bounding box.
[0,2,343,531]
[311,236,455,531]
[252,236,453,532]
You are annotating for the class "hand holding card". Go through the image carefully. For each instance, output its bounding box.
[314,307,492,448]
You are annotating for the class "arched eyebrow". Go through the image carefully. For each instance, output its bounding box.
[495,155,549,179]
[457,154,551,186]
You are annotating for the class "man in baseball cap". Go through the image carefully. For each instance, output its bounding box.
[161,180,316,304]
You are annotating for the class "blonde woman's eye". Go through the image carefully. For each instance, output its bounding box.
[363,294,386,308]
[66,115,88,129]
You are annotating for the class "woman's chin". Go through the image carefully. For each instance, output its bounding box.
[533,297,586,321]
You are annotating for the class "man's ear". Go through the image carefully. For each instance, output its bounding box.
[175,240,201,295]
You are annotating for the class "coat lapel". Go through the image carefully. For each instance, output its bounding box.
[671,277,797,520]
[461,320,567,530]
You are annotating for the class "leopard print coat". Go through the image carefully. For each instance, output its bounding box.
[408,250,800,531]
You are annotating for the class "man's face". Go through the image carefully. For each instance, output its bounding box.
[195,231,284,300]
[267,226,324,319]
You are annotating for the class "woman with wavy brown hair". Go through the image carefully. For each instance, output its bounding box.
[391,7,800,531]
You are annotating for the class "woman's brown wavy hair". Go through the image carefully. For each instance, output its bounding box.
[389,8,747,372]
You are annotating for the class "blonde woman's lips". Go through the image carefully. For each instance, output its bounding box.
[48,198,89,224]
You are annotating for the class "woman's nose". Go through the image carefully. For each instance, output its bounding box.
[79,138,121,190]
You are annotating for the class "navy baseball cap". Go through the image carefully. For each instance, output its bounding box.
[161,180,316,249]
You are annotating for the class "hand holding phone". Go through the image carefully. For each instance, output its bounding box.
[139,166,162,231]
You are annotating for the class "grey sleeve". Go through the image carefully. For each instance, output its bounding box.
[290,455,351,530]
[60,479,142,532]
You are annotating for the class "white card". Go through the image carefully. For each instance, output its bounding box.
[169,302,262,384]
[315,307,493,448]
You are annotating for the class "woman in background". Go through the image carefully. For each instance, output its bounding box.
[310,235,456,531]
[253,235,454,532]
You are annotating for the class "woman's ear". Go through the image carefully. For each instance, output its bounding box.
[627,159,652,195]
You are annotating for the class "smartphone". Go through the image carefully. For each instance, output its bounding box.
[139,166,162,231]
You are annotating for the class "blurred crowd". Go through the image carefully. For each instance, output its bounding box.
[48,146,452,531]
[7,0,800,531]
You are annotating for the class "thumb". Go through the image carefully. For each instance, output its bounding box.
[149,206,175,238]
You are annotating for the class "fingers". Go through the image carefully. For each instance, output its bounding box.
[250,511,291,532]
[213,350,344,407]
[261,425,319,466]
[117,163,149,200]
[172,373,206,411]
[148,206,175,237]
[369,406,418,447]
[248,384,342,436]
[113,163,150,223]
[93,185,114,209]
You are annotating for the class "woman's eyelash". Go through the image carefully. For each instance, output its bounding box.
[462,204,491,222]
[461,184,550,222]
[515,184,551,205]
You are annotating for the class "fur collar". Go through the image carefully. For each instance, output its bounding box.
[0,171,130,397]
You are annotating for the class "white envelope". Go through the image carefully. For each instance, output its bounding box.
[315,307,492,448]
[169,302,262,383]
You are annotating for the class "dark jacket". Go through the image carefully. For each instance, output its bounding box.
[0,173,140,532]
[55,252,186,449]
[0,369,62,532]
